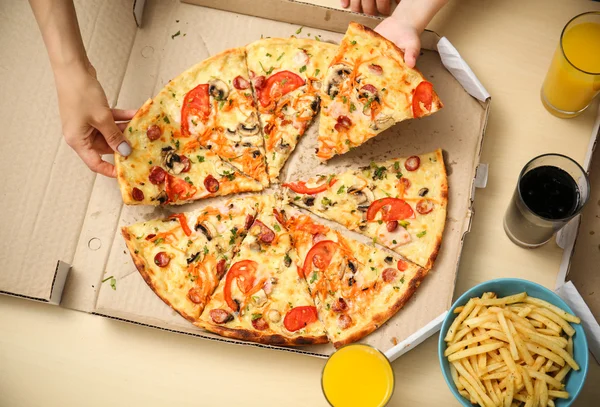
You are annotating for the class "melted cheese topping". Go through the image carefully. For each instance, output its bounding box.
[246,38,337,181]
[316,22,442,161]
[285,149,447,268]
[123,196,262,321]
[286,212,424,345]
[198,195,326,341]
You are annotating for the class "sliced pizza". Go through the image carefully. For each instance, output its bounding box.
[284,149,447,269]
[316,22,443,161]
[116,98,263,205]
[173,47,269,186]
[284,210,428,348]
[246,38,337,182]
[197,194,328,346]
[121,196,262,322]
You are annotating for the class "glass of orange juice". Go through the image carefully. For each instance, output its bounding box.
[541,11,600,118]
[321,344,394,407]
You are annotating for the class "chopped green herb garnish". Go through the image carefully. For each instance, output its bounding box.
[417,231,427,238]
[321,197,333,206]
[296,26,303,34]
[394,161,400,171]
[266,53,272,57]
[337,185,346,194]
[392,240,397,244]
[400,277,405,284]
[163,116,170,124]
[350,103,356,113]
[251,313,263,321]
[229,227,239,245]
[372,165,387,180]
[203,246,209,255]
[101,275,114,283]
[196,155,205,163]
[128,127,132,133]
[393,286,400,291]
[171,30,181,39]
[314,68,320,77]
[351,40,357,45]
[174,140,180,149]
[310,271,318,284]
[381,88,386,92]
[277,52,285,61]
[219,100,225,110]
[110,277,117,290]
[399,220,410,228]
[187,240,193,246]
[342,96,347,104]
[326,303,331,310]
[299,65,307,73]
[273,224,281,232]
[184,176,193,185]
[154,238,164,245]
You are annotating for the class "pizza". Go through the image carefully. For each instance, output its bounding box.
[197,194,328,345]
[316,22,443,161]
[116,96,263,205]
[121,196,262,322]
[174,48,269,186]
[284,149,447,269]
[246,38,337,181]
[283,209,428,348]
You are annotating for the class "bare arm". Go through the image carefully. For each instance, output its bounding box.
[375,0,449,67]
[29,0,134,178]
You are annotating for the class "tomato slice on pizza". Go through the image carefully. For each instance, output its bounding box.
[285,211,427,348]
[246,38,338,182]
[283,149,447,269]
[198,195,327,346]
[316,22,443,161]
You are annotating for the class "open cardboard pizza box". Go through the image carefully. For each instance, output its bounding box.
[0,0,491,358]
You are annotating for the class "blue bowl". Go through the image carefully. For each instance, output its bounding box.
[438,278,588,407]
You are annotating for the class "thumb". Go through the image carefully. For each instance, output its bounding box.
[403,49,418,68]
[94,110,132,156]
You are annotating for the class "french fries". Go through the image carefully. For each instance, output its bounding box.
[445,292,581,407]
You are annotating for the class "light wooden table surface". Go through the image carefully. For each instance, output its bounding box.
[1,1,599,406]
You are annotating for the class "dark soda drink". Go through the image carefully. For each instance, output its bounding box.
[504,155,588,248]
[519,166,579,220]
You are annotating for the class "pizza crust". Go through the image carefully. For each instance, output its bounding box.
[195,321,328,346]
[332,267,429,348]
[122,227,198,323]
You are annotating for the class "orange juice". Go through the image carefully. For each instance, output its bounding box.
[542,13,600,118]
[322,344,394,407]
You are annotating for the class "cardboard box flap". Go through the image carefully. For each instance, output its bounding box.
[0,1,136,302]
[83,1,490,357]
[183,0,383,33]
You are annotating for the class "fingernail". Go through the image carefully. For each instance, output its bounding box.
[117,141,132,156]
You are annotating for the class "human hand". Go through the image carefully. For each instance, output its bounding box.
[375,17,421,68]
[340,0,400,16]
[54,63,135,178]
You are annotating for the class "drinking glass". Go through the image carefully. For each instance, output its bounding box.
[541,12,600,118]
[503,154,590,248]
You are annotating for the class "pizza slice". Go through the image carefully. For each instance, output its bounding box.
[283,149,447,269]
[116,98,263,205]
[173,48,269,186]
[284,210,428,348]
[121,196,262,322]
[246,38,337,182]
[316,22,443,161]
[197,194,328,346]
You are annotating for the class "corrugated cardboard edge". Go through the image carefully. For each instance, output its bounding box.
[0,260,70,305]
[182,0,381,32]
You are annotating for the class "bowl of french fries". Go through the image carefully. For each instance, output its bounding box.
[438,278,588,407]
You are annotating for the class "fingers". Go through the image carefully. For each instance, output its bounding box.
[403,47,419,68]
[350,0,362,13]
[112,108,137,122]
[361,0,377,15]
[340,0,350,8]
[117,122,129,132]
[90,133,114,155]
[376,0,391,15]
[77,146,117,178]
[92,109,132,157]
